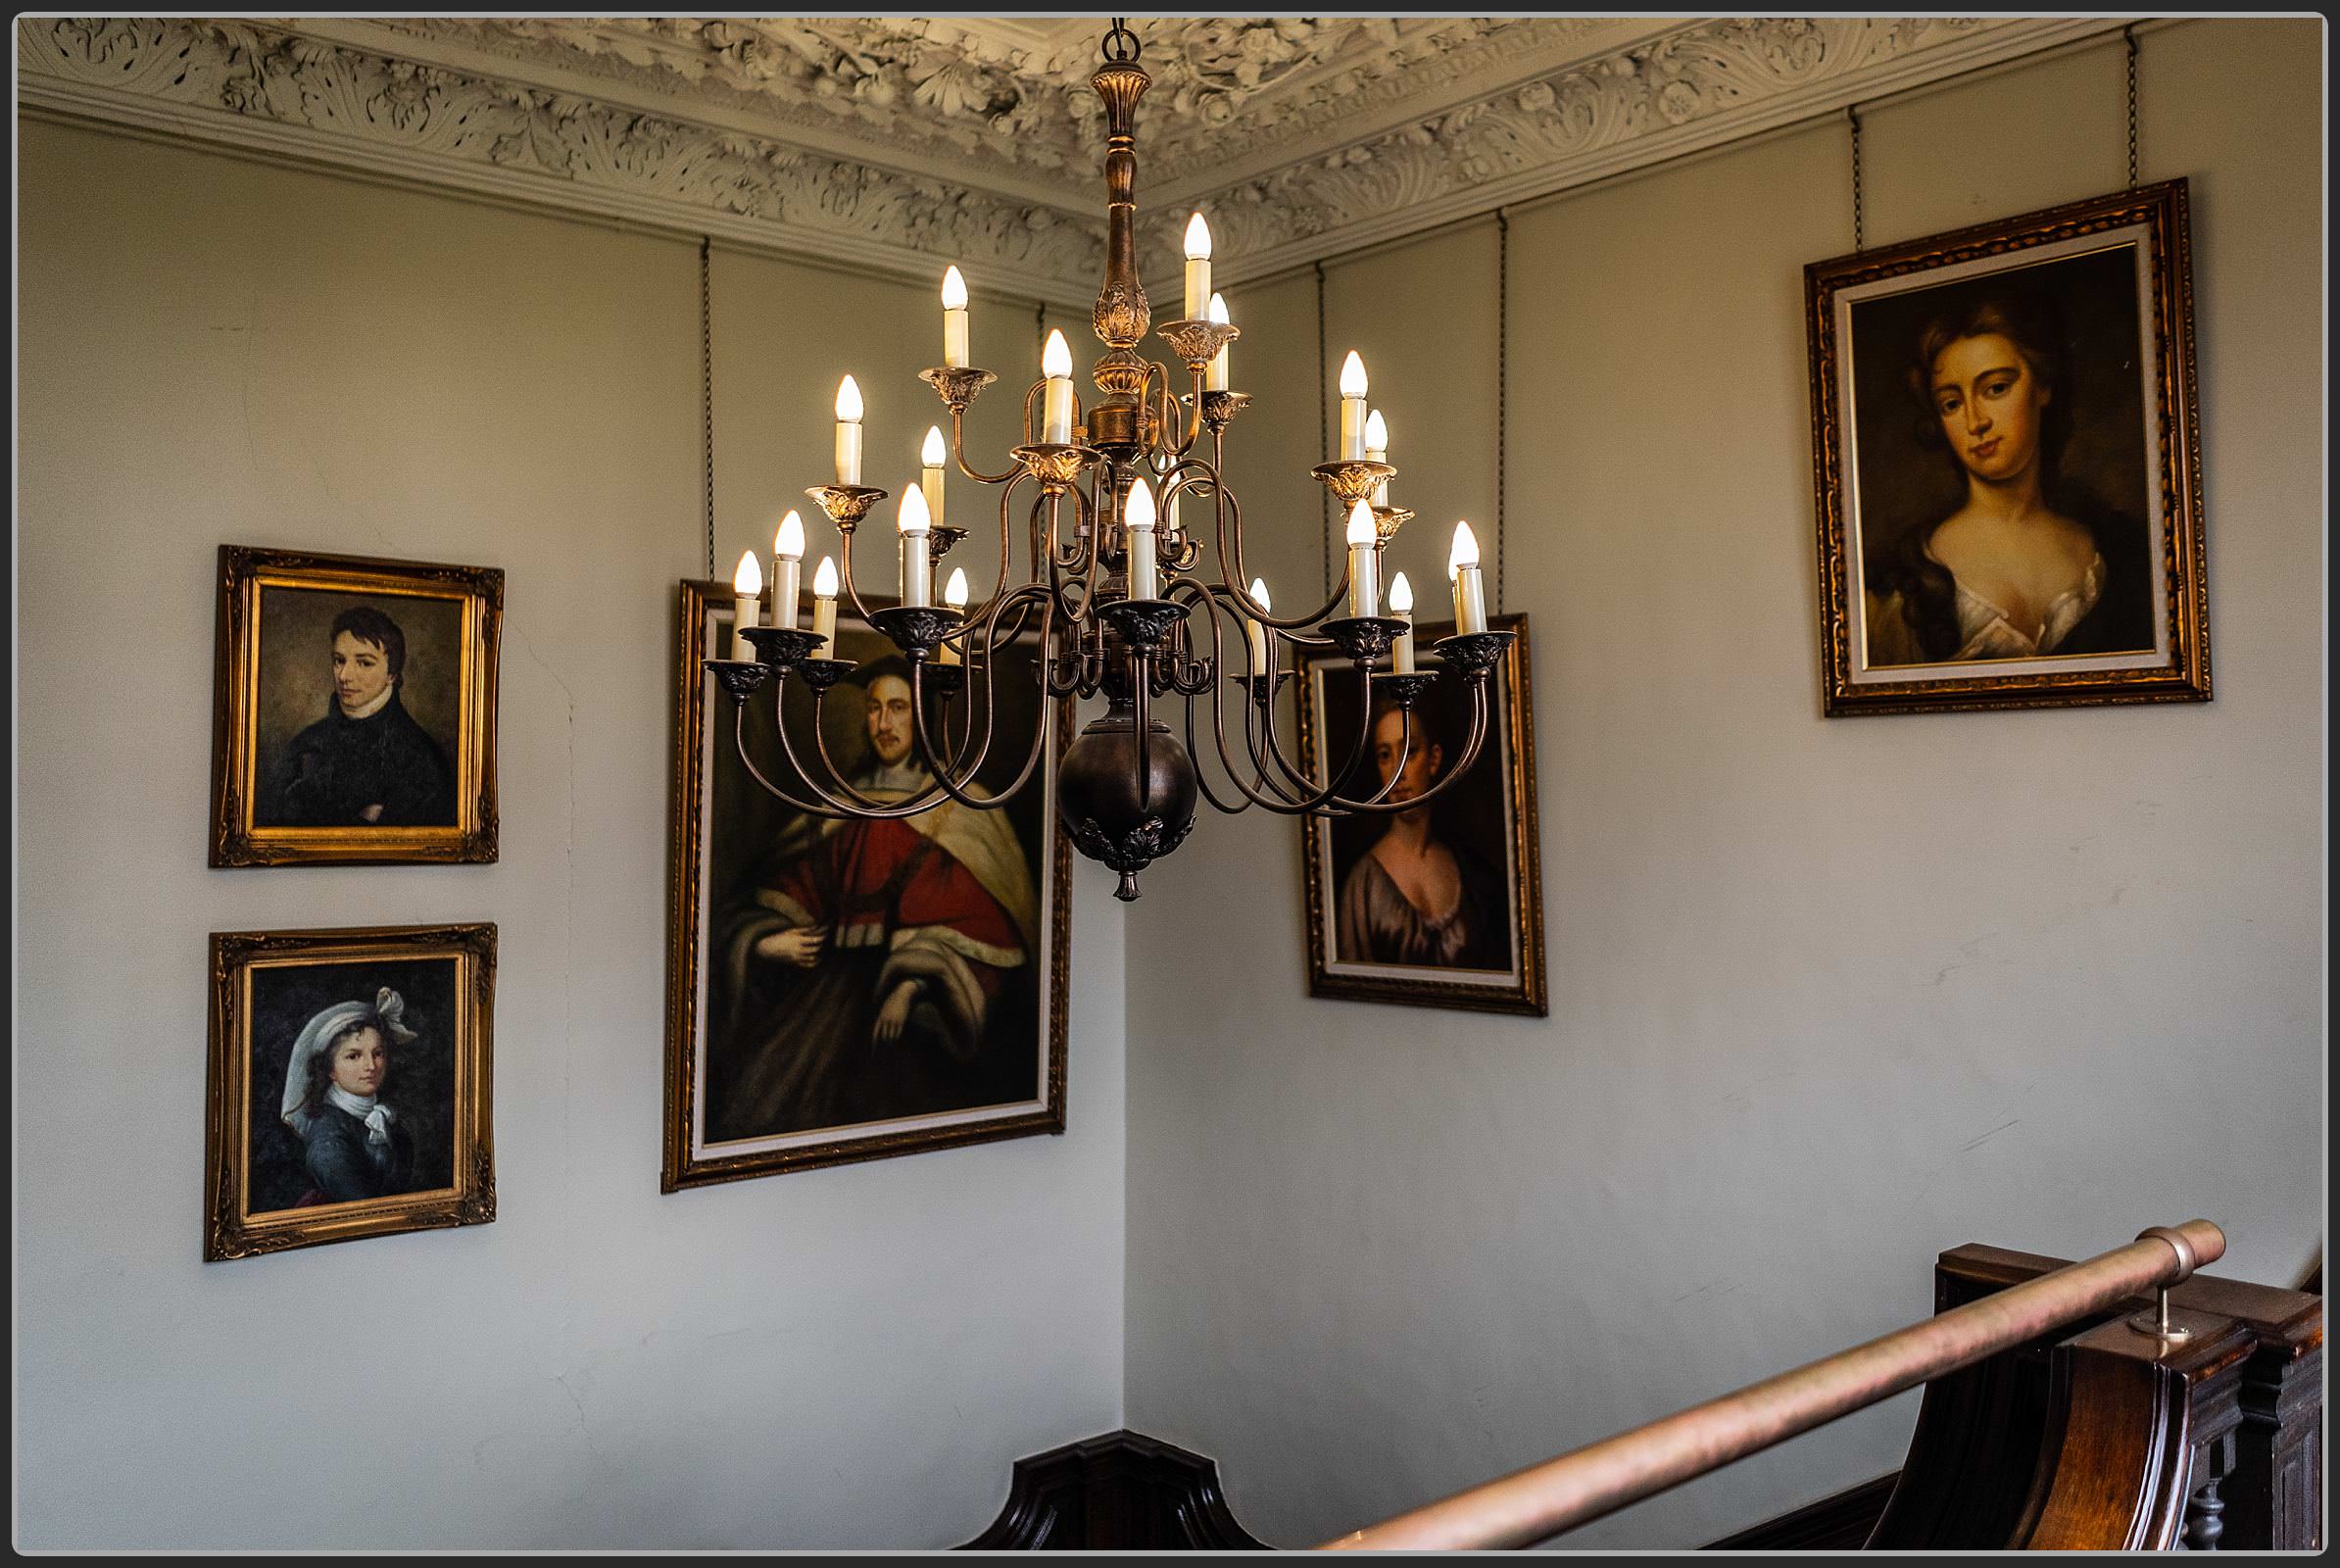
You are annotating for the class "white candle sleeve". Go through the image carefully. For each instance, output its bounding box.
[1340,397,1365,460]
[1453,564,1488,634]
[769,557,801,631]
[901,538,931,608]
[835,421,861,486]
[942,267,970,368]
[811,594,837,653]
[1346,544,1379,618]
[732,596,757,662]
[1043,379,1073,444]
[921,466,944,530]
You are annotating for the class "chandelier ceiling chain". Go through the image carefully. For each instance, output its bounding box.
[701,18,1513,901]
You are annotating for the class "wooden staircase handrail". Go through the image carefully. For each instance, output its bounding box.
[1318,1220,2225,1551]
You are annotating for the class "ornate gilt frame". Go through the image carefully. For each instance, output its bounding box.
[661,580,1074,1191]
[1296,610,1547,1017]
[1806,178,2209,716]
[210,544,503,864]
[205,922,498,1261]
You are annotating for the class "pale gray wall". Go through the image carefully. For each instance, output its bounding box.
[15,120,1125,1549]
[1124,21,2325,1548]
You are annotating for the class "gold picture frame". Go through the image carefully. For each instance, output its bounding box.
[211,544,502,864]
[662,580,1073,1191]
[1806,178,2209,715]
[205,923,497,1261]
[1297,611,1546,1016]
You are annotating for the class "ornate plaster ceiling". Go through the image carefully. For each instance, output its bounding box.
[21,15,2128,305]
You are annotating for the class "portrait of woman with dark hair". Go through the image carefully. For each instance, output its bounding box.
[1862,288,2157,668]
[254,602,459,827]
[1334,697,1509,972]
[278,988,422,1204]
[1296,611,1545,1014]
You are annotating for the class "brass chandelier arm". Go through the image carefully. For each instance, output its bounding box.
[1323,684,1494,817]
[729,701,861,821]
[907,658,1052,814]
[1214,485,1353,632]
[776,687,951,816]
[1245,662,1394,812]
[948,399,1024,486]
[833,520,886,626]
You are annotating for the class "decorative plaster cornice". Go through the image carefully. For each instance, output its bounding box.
[16,16,1107,305]
[1146,15,2129,285]
[20,16,2129,307]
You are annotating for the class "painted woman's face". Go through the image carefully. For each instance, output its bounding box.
[329,1026,390,1098]
[331,631,394,712]
[1929,332,2048,485]
[1371,708,1443,808]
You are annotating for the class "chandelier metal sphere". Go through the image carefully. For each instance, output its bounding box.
[704,18,1513,902]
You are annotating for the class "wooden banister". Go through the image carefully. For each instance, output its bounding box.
[1319,1221,2226,1551]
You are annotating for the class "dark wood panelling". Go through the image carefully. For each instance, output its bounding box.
[961,1430,1268,1551]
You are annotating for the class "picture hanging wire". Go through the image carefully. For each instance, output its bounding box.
[700,233,715,580]
[1495,206,1509,615]
[2125,24,2140,187]
[1315,258,1331,596]
[1846,104,1864,252]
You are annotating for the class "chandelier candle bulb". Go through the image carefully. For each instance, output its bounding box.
[1449,520,1487,635]
[833,374,864,486]
[1183,213,1213,321]
[920,425,948,527]
[731,550,763,661]
[939,567,970,665]
[810,556,839,653]
[1206,292,1231,391]
[770,511,805,630]
[1042,329,1075,444]
[941,266,970,368]
[1339,352,1369,460]
[1124,477,1159,601]
[1344,500,1381,618]
[1364,408,1390,507]
[897,484,933,608]
[1389,571,1416,673]
[1247,577,1273,672]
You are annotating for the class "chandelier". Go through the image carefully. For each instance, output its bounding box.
[704,18,1512,902]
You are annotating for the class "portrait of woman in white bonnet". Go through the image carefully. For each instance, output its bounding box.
[279,988,423,1204]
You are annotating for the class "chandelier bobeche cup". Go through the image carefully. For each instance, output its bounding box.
[706,18,1512,902]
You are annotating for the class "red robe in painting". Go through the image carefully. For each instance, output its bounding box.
[708,778,1038,1144]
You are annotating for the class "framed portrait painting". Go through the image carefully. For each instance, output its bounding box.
[211,545,502,864]
[1806,177,2209,715]
[1297,611,1546,1016]
[205,923,496,1261]
[662,579,1071,1191]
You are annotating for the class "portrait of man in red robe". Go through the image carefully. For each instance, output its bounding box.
[707,657,1041,1144]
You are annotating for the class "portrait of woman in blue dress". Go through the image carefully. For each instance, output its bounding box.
[278,989,421,1204]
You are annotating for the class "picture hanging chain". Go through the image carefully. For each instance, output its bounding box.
[1847,105,1865,251]
[1494,207,1509,616]
[2125,24,2141,187]
[1315,259,1332,596]
[699,234,715,580]
[1034,298,1046,356]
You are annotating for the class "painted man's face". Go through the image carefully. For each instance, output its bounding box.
[866,675,914,768]
[331,631,394,712]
